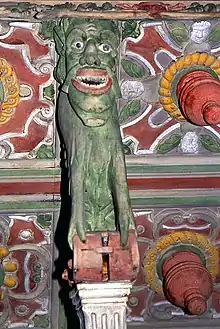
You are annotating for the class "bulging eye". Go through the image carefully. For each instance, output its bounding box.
[73,41,84,50]
[99,43,112,53]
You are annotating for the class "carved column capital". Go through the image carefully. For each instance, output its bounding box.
[77,282,132,329]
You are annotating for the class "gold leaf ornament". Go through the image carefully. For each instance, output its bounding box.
[0,58,20,125]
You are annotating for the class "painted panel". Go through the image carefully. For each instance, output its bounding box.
[0,22,55,161]
[128,208,220,322]
[2,19,220,163]
[120,20,220,156]
[0,211,56,329]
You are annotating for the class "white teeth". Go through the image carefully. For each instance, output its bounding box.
[75,75,108,88]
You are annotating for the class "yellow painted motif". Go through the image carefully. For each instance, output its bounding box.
[4,276,17,288]
[3,262,17,272]
[0,290,4,300]
[0,59,20,125]
[0,248,18,300]
[159,53,220,121]
[0,248,9,258]
[143,231,219,295]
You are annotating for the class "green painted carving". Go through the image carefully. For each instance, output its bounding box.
[0,81,5,103]
[167,22,189,45]
[40,21,57,40]
[32,265,41,284]
[122,21,141,40]
[43,84,55,103]
[0,264,5,287]
[32,274,41,283]
[54,18,135,248]
[200,134,220,153]
[37,214,52,228]
[33,314,50,328]
[123,138,136,155]
[209,26,220,44]
[59,300,67,329]
[119,99,141,124]
[36,145,54,159]
[156,134,181,154]
[186,3,220,12]
[121,59,147,78]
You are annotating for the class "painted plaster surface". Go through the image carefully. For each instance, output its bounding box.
[0,22,55,161]
[0,211,55,328]
[120,19,220,156]
[1,19,220,164]
[127,208,220,323]
[0,11,220,329]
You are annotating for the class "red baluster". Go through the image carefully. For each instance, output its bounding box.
[162,251,213,315]
[176,70,220,126]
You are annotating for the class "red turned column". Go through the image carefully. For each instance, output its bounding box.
[162,251,213,315]
[176,70,220,126]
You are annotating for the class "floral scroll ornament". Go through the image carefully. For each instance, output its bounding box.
[0,58,20,125]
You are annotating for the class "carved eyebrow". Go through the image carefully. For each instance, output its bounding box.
[87,24,97,32]
[100,30,119,48]
[66,28,86,42]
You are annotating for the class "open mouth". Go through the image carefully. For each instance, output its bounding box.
[72,68,112,95]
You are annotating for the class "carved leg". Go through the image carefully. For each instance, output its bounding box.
[68,133,87,248]
[112,146,136,246]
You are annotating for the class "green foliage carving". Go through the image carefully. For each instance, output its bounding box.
[36,145,54,159]
[156,134,181,154]
[33,315,50,328]
[40,21,57,40]
[123,138,135,155]
[43,84,55,102]
[167,22,189,45]
[121,59,147,78]
[119,99,141,124]
[209,26,220,43]
[33,263,41,272]
[200,134,220,152]
[122,21,141,40]
[32,263,41,283]
[37,214,52,228]
[32,274,41,283]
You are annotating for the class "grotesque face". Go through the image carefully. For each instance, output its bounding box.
[61,19,121,127]
[190,21,211,44]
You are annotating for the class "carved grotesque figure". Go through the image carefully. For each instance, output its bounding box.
[54,19,135,248]
[190,21,211,44]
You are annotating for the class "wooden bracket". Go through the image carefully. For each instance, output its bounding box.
[73,230,139,283]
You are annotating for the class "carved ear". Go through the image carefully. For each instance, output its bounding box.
[53,19,70,85]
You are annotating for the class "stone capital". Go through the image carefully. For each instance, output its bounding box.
[77,282,132,329]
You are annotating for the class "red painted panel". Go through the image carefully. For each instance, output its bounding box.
[1,176,220,195]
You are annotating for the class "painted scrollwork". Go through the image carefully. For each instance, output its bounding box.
[0,213,53,328]
[0,59,20,125]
